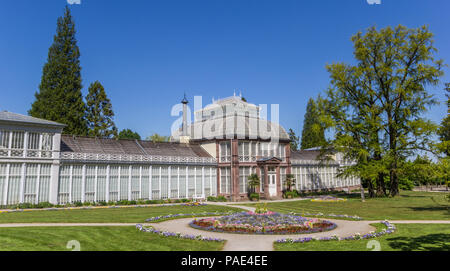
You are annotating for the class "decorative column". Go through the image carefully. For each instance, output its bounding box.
[256,166,261,194]
[276,166,282,198]
[231,139,239,201]
[263,164,269,199]
[216,141,221,196]
[49,133,61,205]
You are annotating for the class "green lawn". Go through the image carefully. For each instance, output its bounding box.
[0,205,242,223]
[244,191,450,220]
[275,223,450,251]
[0,226,224,251]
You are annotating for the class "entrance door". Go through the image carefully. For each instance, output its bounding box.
[268,174,277,197]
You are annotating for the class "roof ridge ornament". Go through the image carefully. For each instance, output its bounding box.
[181,93,188,104]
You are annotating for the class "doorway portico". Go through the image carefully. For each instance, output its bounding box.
[257,157,282,199]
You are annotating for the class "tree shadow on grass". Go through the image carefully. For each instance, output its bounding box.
[407,206,450,213]
[386,234,450,251]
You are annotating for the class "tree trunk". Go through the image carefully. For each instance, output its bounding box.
[389,169,399,196]
[360,184,365,202]
[366,179,375,198]
[376,173,386,197]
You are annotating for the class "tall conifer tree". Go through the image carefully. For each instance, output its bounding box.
[29,6,87,135]
[86,81,117,138]
[300,98,325,150]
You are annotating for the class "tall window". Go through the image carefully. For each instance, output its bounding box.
[219,141,231,162]
[160,166,169,199]
[130,166,140,200]
[239,167,255,194]
[10,131,24,157]
[220,167,231,194]
[27,133,40,157]
[0,130,10,156]
[188,167,195,197]
[41,133,53,158]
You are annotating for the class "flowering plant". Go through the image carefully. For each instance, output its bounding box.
[136,224,224,242]
[276,221,396,243]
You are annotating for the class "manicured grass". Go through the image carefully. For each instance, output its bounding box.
[275,223,450,251]
[0,226,224,251]
[244,191,450,220]
[0,205,243,223]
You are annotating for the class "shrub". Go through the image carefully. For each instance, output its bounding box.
[73,201,83,207]
[16,203,34,209]
[206,196,227,202]
[36,202,54,208]
[249,193,260,201]
[97,201,108,206]
[283,190,299,199]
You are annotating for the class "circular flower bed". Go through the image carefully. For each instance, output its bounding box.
[189,211,336,235]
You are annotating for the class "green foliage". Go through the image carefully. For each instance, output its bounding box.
[288,128,299,151]
[29,6,87,136]
[254,203,269,214]
[283,174,296,191]
[247,173,260,194]
[249,193,260,201]
[283,190,299,199]
[320,25,444,197]
[206,196,227,202]
[146,133,170,142]
[86,81,117,138]
[300,98,326,150]
[117,129,141,140]
[438,83,450,156]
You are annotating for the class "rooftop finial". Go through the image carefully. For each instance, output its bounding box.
[181,93,188,104]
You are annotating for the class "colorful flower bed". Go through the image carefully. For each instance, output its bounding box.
[135,224,225,242]
[290,212,362,220]
[144,211,235,222]
[276,220,396,243]
[310,196,347,202]
[182,202,207,207]
[189,211,337,235]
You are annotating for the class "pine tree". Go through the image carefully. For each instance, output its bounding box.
[29,6,87,135]
[288,128,299,151]
[300,98,325,150]
[86,81,117,138]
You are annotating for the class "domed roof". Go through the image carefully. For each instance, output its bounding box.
[172,115,289,141]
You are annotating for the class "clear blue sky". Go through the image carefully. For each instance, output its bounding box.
[0,0,449,139]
